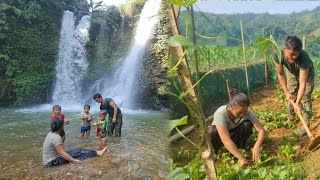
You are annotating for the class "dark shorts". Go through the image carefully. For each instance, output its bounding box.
[44,148,97,167]
[208,120,253,153]
[80,125,91,133]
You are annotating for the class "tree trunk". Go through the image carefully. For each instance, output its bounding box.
[168,4,217,180]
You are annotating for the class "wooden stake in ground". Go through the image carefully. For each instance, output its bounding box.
[240,20,249,96]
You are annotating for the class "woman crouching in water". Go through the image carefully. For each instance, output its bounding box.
[42,118,108,167]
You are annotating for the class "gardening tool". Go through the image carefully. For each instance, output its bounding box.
[290,99,320,151]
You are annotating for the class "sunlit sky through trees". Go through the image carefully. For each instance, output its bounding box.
[89,1,320,14]
[90,0,126,7]
[195,1,320,14]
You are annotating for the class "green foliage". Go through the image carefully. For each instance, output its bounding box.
[170,154,206,180]
[187,45,259,72]
[168,0,197,7]
[169,115,188,131]
[88,0,103,12]
[313,57,320,82]
[12,70,54,105]
[276,87,286,104]
[168,35,197,49]
[214,146,304,180]
[218,164,250,180]
[277,144,299,163]
[312,87,320,100]
[0,0,89,106]
[118,0,144,17]
[282,131,300,146]
[178,8,320,57]
[85,7,132,80]
[255,110,290,129]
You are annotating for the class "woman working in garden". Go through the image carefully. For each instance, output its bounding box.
[208,89,266,167]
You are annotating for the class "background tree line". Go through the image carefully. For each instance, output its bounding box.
[178,6,320,57]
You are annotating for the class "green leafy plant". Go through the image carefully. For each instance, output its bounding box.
[277,144,299,163]
[256,110,289,128]
[312,87,320,100]
[276,87,286,104]
[170,154,206,180]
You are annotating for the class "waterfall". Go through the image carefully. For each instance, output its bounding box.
[88,0,162,109]
[52,11,91,107]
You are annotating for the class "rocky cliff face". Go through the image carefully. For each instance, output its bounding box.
[134,3,171,110]
[84,3,171,110]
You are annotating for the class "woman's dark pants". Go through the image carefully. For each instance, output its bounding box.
[207,120,253,153]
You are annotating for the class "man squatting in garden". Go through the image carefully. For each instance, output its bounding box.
[208,89,266,167]
[273,35,315,136]
[93,93,123,136]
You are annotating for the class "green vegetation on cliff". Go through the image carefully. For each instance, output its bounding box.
[85,6,133,80]
[0,0,89,106]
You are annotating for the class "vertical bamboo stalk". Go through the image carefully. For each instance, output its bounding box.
[263,30,268,85]
[191,5,201,102]
[226,79,231,100]
[303,36,306,50]
[168,5,218,179]
[208,49,211,69]
[264,53,268,85]
[240,20,249,96]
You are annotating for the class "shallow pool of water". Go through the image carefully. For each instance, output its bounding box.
[0,107,171,179]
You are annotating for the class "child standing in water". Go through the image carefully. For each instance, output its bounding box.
[80,104,93,138]
[51,105,70,142]
[92,110,109,151]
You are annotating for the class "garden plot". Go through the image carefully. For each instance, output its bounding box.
[170,85,320,179]
[250,85,320,179]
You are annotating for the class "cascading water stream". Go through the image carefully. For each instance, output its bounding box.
[52,11,91,107]
[88,0,162,109]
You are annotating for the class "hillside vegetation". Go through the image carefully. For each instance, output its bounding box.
[178,7,320,57]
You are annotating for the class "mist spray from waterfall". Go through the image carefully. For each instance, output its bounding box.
[52,11,91,107]
[89,0,162,109]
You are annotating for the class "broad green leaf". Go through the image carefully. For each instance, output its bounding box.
[170,167,190,180]
[168,115,188,131]
[187,153,201,173]
[168,35,195,49]
[269,35,282,61]
[168,0,197,7]
[257,37,270,51]
[171,173,190,180]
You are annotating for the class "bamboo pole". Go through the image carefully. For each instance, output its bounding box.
[264,53,268,85]
[169,5,218,179]
[303,36,306,50]
[191,5,202,104]
[240,20,249,96]
[226,79,231,100]
[263,30,268,85]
